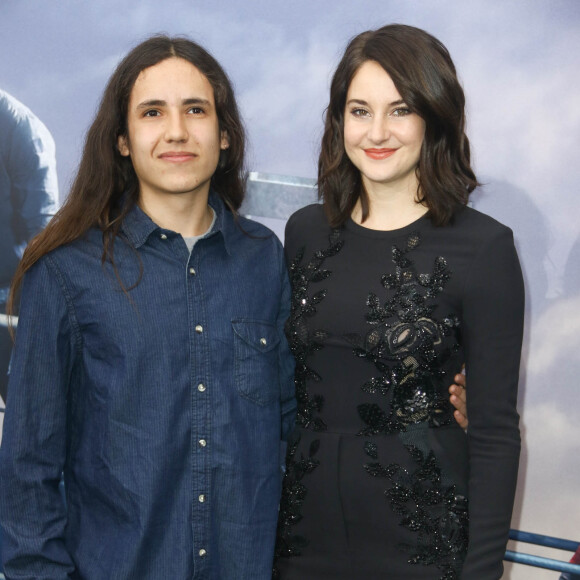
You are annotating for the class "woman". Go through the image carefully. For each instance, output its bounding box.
[274,24,524,579]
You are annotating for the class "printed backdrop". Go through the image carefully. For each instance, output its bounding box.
[1,1,579,576]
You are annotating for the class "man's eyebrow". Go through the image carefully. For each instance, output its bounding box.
[135,97,212,110]
[183,97,212,107]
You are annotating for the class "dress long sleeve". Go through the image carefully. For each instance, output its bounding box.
[461,228,524,578]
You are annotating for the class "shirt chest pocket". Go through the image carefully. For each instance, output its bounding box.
[232,320,280,406]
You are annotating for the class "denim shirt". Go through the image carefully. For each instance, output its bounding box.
[0,193,296,579]
[0,89,58,294]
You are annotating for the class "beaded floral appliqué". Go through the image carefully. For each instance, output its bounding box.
[365,442,469,579]
[347,232,460,434]
[274,229,343,574]
[283,228,343,431]
[352,232,467,578]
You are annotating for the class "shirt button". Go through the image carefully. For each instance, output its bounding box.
[260,337,267,346]
[199,439,207,447]
[199,494,205,503]
[195,325,203,333]
[199,548,207,557]
[160,234,167,240]
[189,267,196,275]
[198,383,206,392]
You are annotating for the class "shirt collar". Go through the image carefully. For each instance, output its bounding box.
[120,190,236,256]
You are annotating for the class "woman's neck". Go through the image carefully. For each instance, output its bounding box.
[352,182,428,231]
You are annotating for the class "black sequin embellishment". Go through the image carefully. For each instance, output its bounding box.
[273,434,321,576]
[274,229,344,574]
[285,229,343,431]
[347,232,460,433]
[355,232,468,578]
[364,443,469,579]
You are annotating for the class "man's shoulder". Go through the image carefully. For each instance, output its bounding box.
[236,214,279,238]
[226,213,283,253]
[39,230,104,269]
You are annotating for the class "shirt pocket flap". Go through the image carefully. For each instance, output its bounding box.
[232,320,280,353]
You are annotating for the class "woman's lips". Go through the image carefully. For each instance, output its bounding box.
[364,148,397,160]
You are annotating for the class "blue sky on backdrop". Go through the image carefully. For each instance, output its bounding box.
[1,1,580,570]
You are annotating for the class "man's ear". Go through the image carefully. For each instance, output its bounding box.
[118,135,130,157]
[220,130,229,151]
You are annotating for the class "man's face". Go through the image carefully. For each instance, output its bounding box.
[118,57,229,206]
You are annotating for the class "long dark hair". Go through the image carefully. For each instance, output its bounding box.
[319,24,478,227]
[8,35,246,316]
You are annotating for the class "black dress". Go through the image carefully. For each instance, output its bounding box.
[274,205,524,580]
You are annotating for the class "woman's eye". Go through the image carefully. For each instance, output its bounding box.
[351,108,370,117]
[392,107,411,117]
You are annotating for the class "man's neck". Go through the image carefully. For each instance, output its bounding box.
[138,189,214,237]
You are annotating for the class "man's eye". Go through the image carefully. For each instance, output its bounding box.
[188,107,204,115]
[143,110,160,117]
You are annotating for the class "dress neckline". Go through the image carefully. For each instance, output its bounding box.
[345,212,430,239]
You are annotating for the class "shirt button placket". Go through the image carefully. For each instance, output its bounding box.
[189,255,209,574]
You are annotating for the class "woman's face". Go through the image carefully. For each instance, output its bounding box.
[344,60,425,196]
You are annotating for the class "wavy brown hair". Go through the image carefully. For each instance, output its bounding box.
[8,35,246,318]
[319,24,479,227]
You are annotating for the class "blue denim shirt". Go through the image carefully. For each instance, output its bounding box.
[0,89,58,294]
[0,193,296,579]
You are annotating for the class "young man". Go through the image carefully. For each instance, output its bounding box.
[0,36,295,579]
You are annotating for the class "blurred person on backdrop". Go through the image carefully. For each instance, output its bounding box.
[0,89,58,405]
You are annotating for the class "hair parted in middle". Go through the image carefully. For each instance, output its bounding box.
[9,35,246,318]
[318,23,479,227]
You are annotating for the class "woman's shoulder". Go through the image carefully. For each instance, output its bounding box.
[452,205,515,244]
[285,203,329,242]
[287,203,326,228]
[284,203,333,255]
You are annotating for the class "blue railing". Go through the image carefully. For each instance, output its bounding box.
[506,529,580,575]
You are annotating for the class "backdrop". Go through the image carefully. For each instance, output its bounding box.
[1,1,579,576]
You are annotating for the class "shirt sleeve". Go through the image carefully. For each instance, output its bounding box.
[461,227,525,578]
[0,256,77,578]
